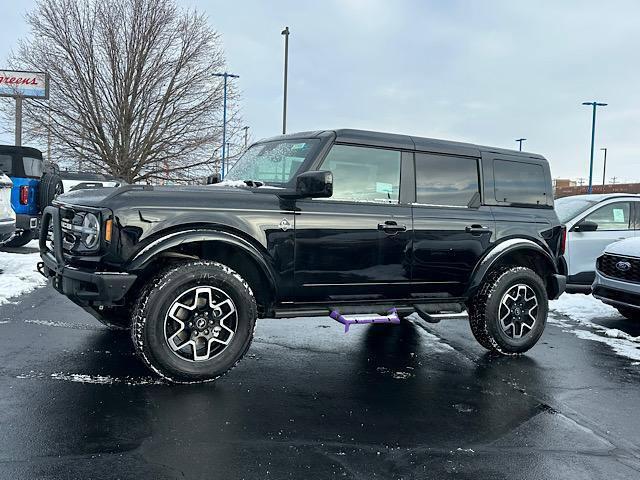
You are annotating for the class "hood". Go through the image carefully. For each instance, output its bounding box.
[603,237,640,258]
[54,183,285,210]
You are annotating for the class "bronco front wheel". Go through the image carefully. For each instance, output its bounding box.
[131,261,257,383]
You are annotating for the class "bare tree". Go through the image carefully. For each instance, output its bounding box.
[5,0,239,183]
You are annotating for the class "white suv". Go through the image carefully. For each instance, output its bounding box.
[0,172,15,245]
[555,193,640,293]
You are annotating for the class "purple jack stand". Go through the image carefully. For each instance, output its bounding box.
[330,308,400,333]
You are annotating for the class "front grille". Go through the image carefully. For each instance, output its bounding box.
[597,254,640,283]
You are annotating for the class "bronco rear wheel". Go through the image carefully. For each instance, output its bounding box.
[469,267,548,354]
[131,260,257,383]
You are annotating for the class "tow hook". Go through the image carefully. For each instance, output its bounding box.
[36,262,46,278]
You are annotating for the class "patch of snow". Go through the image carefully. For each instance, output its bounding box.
[23,319,101,331]
[211,180,284,190]
[412,321,456,353]
[16,371,165,385]
[0,243,46,305]
[549,294,640,363]
[549,293,619,322]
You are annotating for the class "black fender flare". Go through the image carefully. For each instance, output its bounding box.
[127,229,278,297]
[465,238,559,298]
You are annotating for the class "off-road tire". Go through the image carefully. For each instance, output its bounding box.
[617,306,640,321]
[468,267,548,354]
[131,260,257,383]
[39,172,63,209]
[2,230,35,248]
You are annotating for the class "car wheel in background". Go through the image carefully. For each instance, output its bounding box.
[2,230,35,248]
[131,260,257,383]
[469,267,548,354]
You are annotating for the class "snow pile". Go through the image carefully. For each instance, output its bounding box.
[0,241,46,306]
[549,294,619,322]
[549,294,640,362]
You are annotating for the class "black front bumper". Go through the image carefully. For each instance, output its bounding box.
[39,206,136,305]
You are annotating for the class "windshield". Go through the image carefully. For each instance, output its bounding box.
[224,139,319,185]
[555,196,598,223]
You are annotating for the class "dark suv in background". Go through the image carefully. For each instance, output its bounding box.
[39,129,566,382]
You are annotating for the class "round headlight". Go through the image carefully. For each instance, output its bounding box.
[81,213,101,249]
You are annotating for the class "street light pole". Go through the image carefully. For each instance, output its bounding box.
[600,147,607,187]
[242,126,250,148]
[213,72,240,179]
[281,26,290,135]
[515,138,526,151]
[582,101,607,194]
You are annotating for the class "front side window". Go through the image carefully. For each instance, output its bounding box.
[415,153,479,207]
[494,159,547,206]
[23,157,43,178]
[224,139,319,185]
[320,144,401,203]
[583,202,632,231]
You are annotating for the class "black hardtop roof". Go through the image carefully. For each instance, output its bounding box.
[260,129,545,160]
[0,145,43,159]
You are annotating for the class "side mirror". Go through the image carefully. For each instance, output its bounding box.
[574,220,598,232]
[295,170,333,199]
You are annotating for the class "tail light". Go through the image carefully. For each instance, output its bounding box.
[19,185,29,205]
[559,225,567,256]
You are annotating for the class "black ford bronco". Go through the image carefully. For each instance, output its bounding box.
[39,129,566,382]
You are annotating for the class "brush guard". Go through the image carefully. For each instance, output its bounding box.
[330,308,400,333]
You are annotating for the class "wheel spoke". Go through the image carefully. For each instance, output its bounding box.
[164,285,238,362]
[498,283,539,340]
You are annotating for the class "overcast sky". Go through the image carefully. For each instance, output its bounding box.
[1,0,639,182]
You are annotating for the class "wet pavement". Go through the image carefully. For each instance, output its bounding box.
[2,284,640,479]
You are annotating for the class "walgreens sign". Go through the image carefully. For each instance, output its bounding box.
[0,70,49,99]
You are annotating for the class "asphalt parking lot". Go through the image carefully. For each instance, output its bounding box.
[2,248,640,479]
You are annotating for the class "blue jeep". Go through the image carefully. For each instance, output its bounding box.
[0,145,62,247]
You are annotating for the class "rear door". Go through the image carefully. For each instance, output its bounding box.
[568,200,637,284]
[293,144,413,301]
[411,152,495,296]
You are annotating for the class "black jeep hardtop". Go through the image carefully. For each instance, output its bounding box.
[39,128,566,382]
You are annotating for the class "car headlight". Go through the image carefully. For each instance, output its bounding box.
[81,212,100,249]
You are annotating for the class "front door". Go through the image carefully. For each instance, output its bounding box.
[411,152,495,297]
[293,144,412,302]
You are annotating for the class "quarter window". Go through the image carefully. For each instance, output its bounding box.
[0,155,11,175]
[415,153,479,207]
[320,145,401,203]
[583,202,632,231]
[494,159,547,206]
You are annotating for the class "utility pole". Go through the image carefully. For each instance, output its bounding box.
[242,126,250,148]
[515,138,526,151]
[577,178,585,186]
[15,97,22,146]
[281,26,290,135]
[213,72,240,179]
[600,147,607,186]
[582,101,607,194]
[611,176,618,185]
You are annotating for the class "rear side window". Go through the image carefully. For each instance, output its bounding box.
[0,155,11,175]
[494,159,547,206]
[23,157,43,178]
[320,144,401,203]
[415,153,479,207]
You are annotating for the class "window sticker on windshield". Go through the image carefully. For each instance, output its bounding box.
[613,208,625,223]
[376,182,393,194]
[291,143,306,151]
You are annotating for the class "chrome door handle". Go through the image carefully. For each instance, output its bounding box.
[378,221,407,234]
[465,224,491,235]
